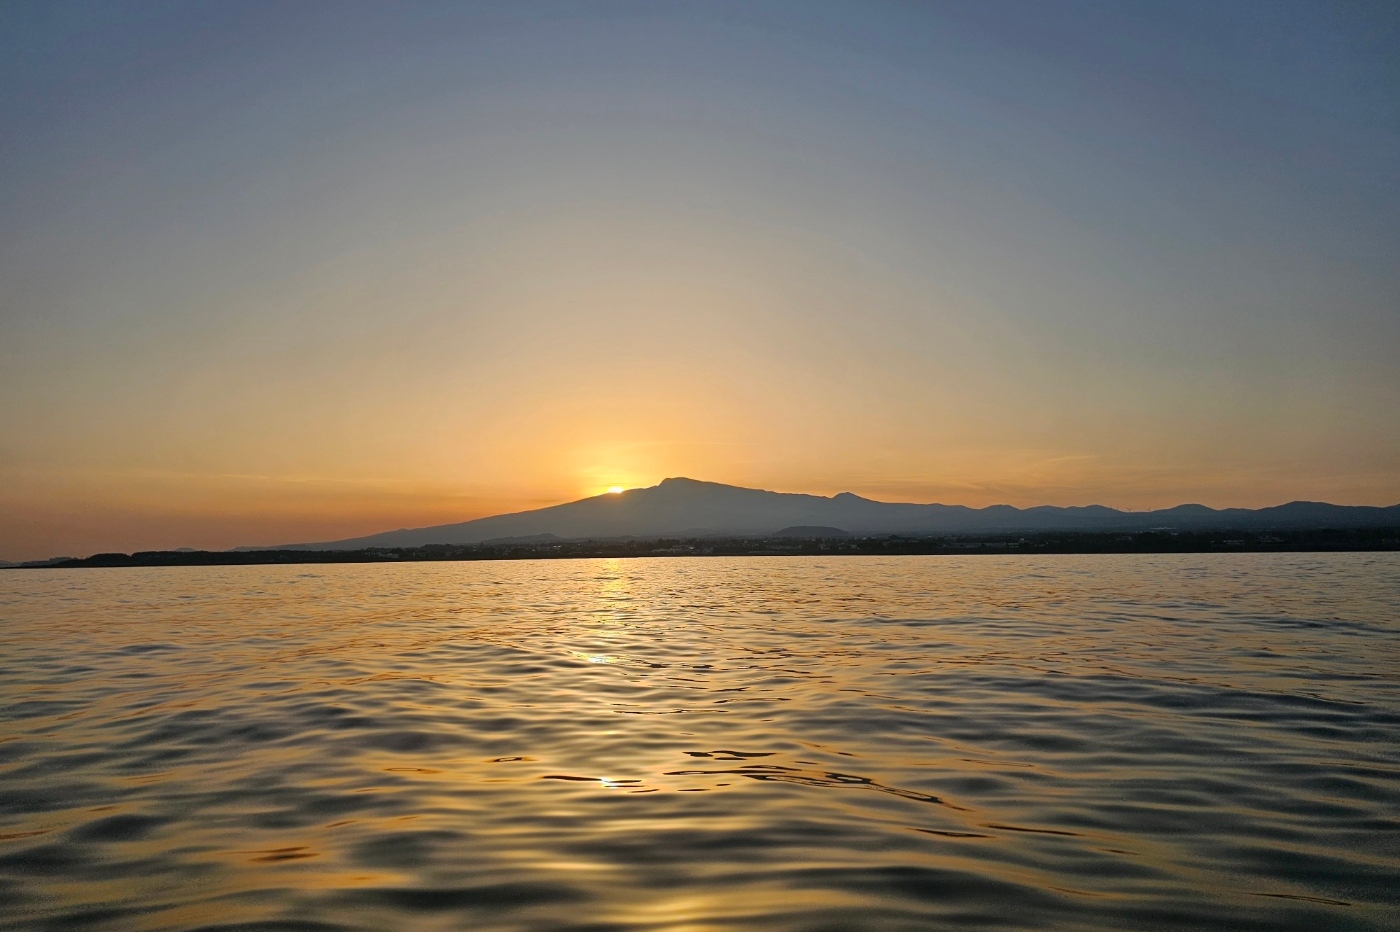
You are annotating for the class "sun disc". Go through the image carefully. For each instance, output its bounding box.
[606,486,624,494]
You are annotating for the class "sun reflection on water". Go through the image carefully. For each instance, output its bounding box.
[0,555,1395,930]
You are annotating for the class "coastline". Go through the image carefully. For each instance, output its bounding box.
[13,527,1399,569]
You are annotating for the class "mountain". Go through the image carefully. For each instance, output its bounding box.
[243,478,1400,551]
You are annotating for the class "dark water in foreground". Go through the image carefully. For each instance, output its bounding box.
[1,555,1397,931]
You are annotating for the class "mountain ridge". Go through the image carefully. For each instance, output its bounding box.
[239,478,1400,551]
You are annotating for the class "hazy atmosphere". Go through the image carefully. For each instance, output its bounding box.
[4,7,1400,931]
[3,1,1398,560]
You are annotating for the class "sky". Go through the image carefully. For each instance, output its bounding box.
[1,0,1398,560]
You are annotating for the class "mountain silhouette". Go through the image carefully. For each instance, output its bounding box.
[243,478,1400,551]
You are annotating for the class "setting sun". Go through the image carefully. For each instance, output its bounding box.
[1,6,1394,931]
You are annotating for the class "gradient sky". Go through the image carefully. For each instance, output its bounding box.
[2,1,1398,559]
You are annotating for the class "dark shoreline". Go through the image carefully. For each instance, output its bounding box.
[11,527,1399,569]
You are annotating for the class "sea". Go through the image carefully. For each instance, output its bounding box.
[1,554,1397,931]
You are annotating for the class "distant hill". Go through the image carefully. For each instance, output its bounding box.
[772,526,851,538]
[479,533,565,546]
[239,478,1400,551]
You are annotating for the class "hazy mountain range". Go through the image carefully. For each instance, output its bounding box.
[247,478,1400,551]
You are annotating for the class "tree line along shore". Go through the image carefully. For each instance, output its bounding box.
[10,527,1399,569]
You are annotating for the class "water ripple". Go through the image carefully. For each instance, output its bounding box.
[1,553,1398,930]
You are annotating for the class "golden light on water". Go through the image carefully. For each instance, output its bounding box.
[4,557,1393,926]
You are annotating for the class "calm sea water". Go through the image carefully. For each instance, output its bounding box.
[1,554,1397,931]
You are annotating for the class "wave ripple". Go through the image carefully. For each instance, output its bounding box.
[1,554,1398,930]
